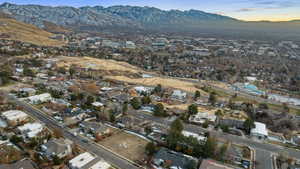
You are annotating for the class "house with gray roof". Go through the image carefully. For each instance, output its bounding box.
[80,121,111,137]
[41,138,73,159]
[152,147,198,169]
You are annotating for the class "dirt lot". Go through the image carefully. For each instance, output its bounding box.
[105,75,208,95]
[99,130,149,162]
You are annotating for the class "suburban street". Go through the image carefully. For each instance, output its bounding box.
[2,92,141,169]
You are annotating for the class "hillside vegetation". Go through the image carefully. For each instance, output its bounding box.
[0,17,64,46]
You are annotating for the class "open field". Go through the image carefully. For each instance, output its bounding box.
[0,18,64,46]
[99,130,149,162]
[56,56,143,74]
[105,75,208,95]
[161,102,216,113]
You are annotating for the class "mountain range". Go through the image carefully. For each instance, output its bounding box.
[1,2,300,40]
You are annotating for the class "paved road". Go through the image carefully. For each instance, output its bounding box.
[3,93,141,169]
[255,149,273,169]
[131,111,300,169]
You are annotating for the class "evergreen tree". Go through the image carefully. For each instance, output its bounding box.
[243,118,255,134]
[141,96,152,105]
[145,142,157,156]
[130,97,141,109]
[209,92,217,106]
[203,136,217,158]
[194,90,201,100]
[188,104,198,115]
[154,103,166,117]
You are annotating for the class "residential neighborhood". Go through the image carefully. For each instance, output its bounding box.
[0,3,300,169]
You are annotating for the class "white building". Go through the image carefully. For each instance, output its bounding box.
[182,131,207,143]
[92,102,104,107]
[250,122,268,139]
[1,110,28,126]
[125,41,136,49]
[69,152,111,169]
[27,93,52,104]
[69,152,95,169]
[134,86,153,94]
[18,122,44,139]
[171,90,187,101]
[189,112,217,124]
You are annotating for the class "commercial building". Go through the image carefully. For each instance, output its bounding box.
[250,122,268,139]
[26,93,52,104]
[1,110,28,126]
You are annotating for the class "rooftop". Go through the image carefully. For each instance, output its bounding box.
[69,152,96,169]
[251,122,268,136]
[1,110,28,121]
[153,147,197,169]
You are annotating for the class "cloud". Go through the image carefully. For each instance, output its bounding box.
[254,0,297,9]
[236,0,298,12]
[236,8,258,12]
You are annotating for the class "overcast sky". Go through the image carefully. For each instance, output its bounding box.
[1,0,300,21]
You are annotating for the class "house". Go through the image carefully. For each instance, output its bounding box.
[152,147,198,169]
[91,102,104,108]
[69,152,96,169]
[69,152,111,169]
[41,138,73,159]
[80,122,111,137]
[116,115,149,132]
[1,110,29,126]
[171,90,187,101]
[26,93,52,104]
[134,86,154,95]
[199,159,234,169]
[0,159,37,169]
[182,131,207,143]
[219,119,245,129]
[250,122,268,139]
[148,123,168,143]
[17,122,44,139]
[111,93,130,103]
[19,88,36,96]
[189,112,217,124]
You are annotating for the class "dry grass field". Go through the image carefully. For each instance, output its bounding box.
[105,75,208,95]
[56,56,143,74]
[0,18,64,46]
[99,130,149,162]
